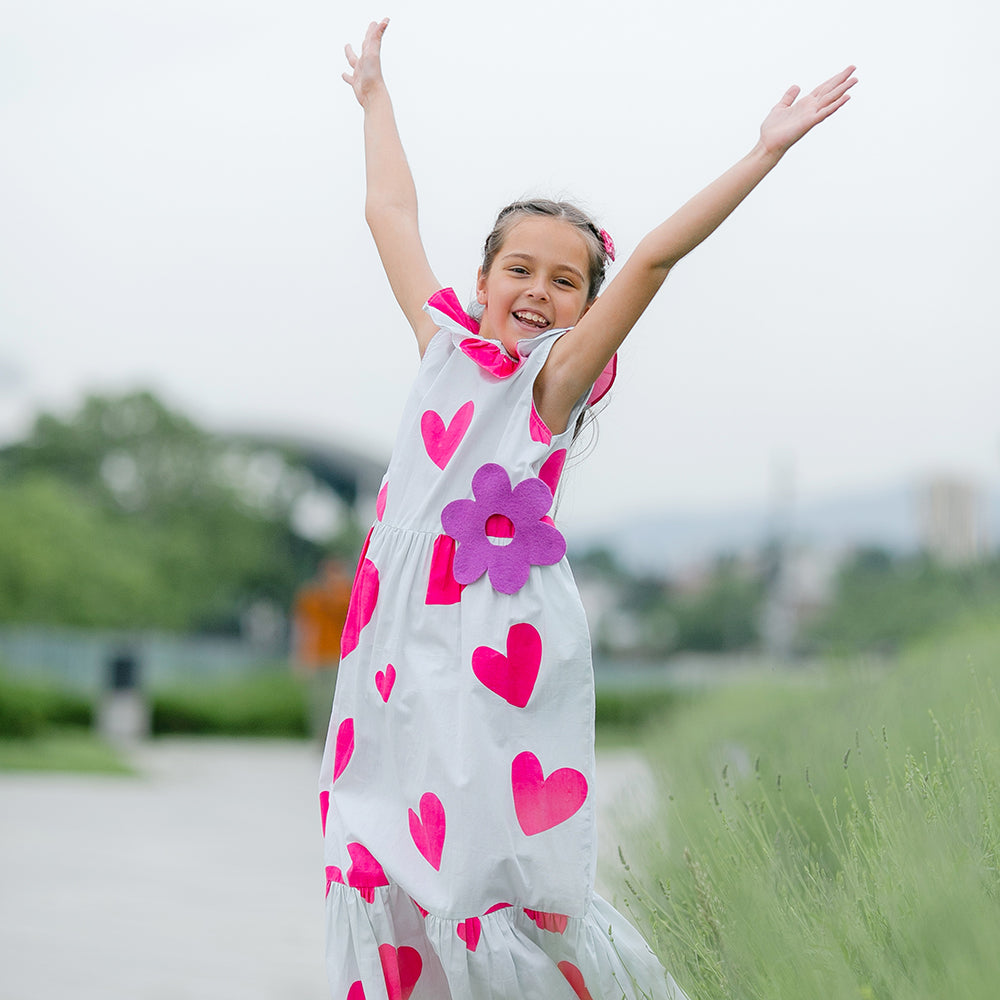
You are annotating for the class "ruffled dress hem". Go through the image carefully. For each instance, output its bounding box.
[325,879,686,1000]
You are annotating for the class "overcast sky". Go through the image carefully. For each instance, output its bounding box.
[2,0,997,532]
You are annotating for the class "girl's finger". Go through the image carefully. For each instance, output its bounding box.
[812,65,857,97]
[344,43,358,67]
[365,18,388,47]
[341,71,354,86]
[816,92,851,121]
[777,84,800,108]
[820,75,858,107]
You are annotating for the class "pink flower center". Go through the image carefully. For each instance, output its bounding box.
[485,513,516,545]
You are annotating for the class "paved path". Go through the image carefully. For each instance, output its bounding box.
[0,739,658,1000]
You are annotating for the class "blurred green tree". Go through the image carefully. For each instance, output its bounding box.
[0,391,350,633]
[802,546,1000,654]
[671,558,764,652]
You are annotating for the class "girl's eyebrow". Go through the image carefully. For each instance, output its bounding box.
[501,252,585,282]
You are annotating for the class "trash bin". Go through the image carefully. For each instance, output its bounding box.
[97,646,150,743]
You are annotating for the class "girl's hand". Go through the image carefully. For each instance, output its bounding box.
[758,65,858,155]
[342,18,390,108]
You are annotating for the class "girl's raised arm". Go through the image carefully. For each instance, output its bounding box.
[343,19,440,354]
[537,66,858,430]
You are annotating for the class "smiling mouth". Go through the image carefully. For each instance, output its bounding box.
[513,310,551,330]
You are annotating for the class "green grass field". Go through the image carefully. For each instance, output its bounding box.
[0,671,131,773]
[0,729,133,773]
[622,613,1000,999]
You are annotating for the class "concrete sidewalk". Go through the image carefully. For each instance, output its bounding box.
[0,739,657,1000]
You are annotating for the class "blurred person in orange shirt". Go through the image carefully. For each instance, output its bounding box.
[292,558,352,744]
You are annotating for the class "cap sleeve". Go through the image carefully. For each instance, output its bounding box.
[423,288,481,337]
[423,289,523,379]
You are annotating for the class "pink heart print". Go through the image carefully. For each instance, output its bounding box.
[375,664,396,702]
[538,448,567,497]
[456,916,481,951]
[408,792,446,870]
[558,961,595,1000]
[319,790,330,835]
[425,534,464,605]
[376,482,388,521]
[333,718,354,782]
[420,400,474,469]
[528,399,553,445]
[511,751,588,836]
[341,548,379,659]
[378,943,422,1000]
[346,842,388,890]
[324,865,343,898]
[347,981,366,1000]
[471,622,541,708]
[523,908,569,933]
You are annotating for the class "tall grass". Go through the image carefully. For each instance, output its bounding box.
[625,613,1000,1000]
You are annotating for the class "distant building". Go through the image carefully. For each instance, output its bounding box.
[917,475,988,565]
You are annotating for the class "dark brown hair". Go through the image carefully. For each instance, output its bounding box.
[481,199,610,301]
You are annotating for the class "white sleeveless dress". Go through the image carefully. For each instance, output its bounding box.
[319,289,687,1000]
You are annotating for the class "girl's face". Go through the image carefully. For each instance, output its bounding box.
[476,216,592,355]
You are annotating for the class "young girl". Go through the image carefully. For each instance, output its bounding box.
[321,18,856,1000]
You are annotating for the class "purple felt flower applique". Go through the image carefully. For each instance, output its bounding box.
[440,463,566,595]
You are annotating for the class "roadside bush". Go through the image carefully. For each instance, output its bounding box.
[150,671,308,737]
[0,671,93,738]
[0,674,45,737]
[595,686,680,728]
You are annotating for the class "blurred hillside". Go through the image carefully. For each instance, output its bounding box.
[577,481,1000,575]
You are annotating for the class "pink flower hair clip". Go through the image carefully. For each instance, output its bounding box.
[599,228,616,263]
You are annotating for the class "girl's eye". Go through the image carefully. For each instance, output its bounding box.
[555,277,576,287]
[509,266,529,275]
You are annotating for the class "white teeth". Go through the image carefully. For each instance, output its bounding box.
[515,311,548,326]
